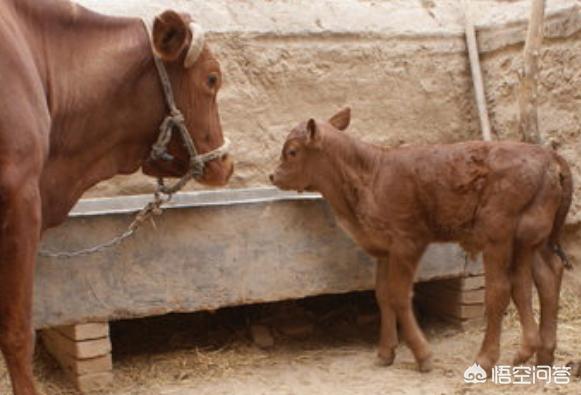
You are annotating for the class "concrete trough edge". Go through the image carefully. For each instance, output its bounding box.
[70,187,321,217]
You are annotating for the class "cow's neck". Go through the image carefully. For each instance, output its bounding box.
[32,2,167,227]
[314,133,383,222]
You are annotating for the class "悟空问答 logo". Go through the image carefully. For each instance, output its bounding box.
[464,363,487,384]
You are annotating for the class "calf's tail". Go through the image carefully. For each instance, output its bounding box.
[548,153,573,270]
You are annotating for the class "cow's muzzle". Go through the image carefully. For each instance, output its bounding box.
[149,109,231,194]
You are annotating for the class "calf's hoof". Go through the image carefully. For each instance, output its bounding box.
[376,349,396,367]
[536,353,555,367]
[417,354,433,373]
[566,361,581,378]
[475,356,494,377]
[512,347,536,366]
[536,346,556,367]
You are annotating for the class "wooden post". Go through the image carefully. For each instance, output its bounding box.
[518,0,545,144]
[462,0,493,142]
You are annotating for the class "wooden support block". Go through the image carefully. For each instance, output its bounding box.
[418,295,485,320]
[419,284,485,305]
[42,329,111,359]
[55,322,109,341]
[41,322,113,393]
[415,275,485,325]
[458,275,485,290]
[431,275,484,291]
[42,334,112,375]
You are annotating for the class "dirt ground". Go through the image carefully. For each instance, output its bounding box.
[1,265,580,395]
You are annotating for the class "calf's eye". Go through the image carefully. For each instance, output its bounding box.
[207,74,218,88]
[287,149,297,158]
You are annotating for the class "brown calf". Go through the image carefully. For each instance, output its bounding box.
[0,1,232,394]
[270,107,572,374]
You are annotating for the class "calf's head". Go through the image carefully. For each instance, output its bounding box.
[270,107,351,192]
[141,11,233,186]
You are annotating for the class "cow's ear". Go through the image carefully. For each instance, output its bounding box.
[306,118,321,146]
[153,11,189,62]
[328,107,351,131]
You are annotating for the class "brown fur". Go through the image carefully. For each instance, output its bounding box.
[0,1,232,393]
[271,107,572,374]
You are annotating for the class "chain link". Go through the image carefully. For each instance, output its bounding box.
[38,190,171,259]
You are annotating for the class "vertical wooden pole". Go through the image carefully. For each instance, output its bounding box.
[462,0,492,142]
[518,0,545,144]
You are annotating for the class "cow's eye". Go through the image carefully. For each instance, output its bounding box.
[207,74,218,88]
[287,149,297,158]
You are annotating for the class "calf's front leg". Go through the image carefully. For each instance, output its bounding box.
[386,245,432,372]
[375,257,398,366]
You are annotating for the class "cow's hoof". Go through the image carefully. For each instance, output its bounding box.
[418,355,433,373]
[376,350,396,367]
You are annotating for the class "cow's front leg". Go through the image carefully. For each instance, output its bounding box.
[387,244,432,372]
[0,179,42,395]
[375,257,398,366]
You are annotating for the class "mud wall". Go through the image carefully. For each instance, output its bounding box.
[77,0,581,224]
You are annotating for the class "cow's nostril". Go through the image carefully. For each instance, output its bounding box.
[222,153,229,161]
[269,174,274,182]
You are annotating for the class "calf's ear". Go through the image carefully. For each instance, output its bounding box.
[306,119,322,146]
[328,107,351,131]
[153,11,189,62]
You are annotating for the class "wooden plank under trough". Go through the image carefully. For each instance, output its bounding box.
[34,188,483,329]
[41,323,113,392]
[415,275,486,327]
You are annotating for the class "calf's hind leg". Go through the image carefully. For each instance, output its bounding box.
[510,245,540,365]
[375,257,398,366]
[475,240,512,373]
[533,246,564,366]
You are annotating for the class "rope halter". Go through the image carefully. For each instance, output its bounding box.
[142,18,231,196]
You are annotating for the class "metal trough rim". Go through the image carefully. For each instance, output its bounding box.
[70,187,322,217]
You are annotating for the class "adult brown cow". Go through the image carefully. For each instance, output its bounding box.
[0,0,233,393]
[270,107,572,375]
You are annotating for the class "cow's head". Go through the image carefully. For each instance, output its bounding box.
[270,107,351,192]
[141,11,233,186]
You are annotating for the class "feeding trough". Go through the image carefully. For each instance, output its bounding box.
[35,187,484,329]
[36,187,483,390]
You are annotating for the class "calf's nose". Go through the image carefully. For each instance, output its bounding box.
[269,174,274,183]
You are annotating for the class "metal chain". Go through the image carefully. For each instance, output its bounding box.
[38,190,171,259]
